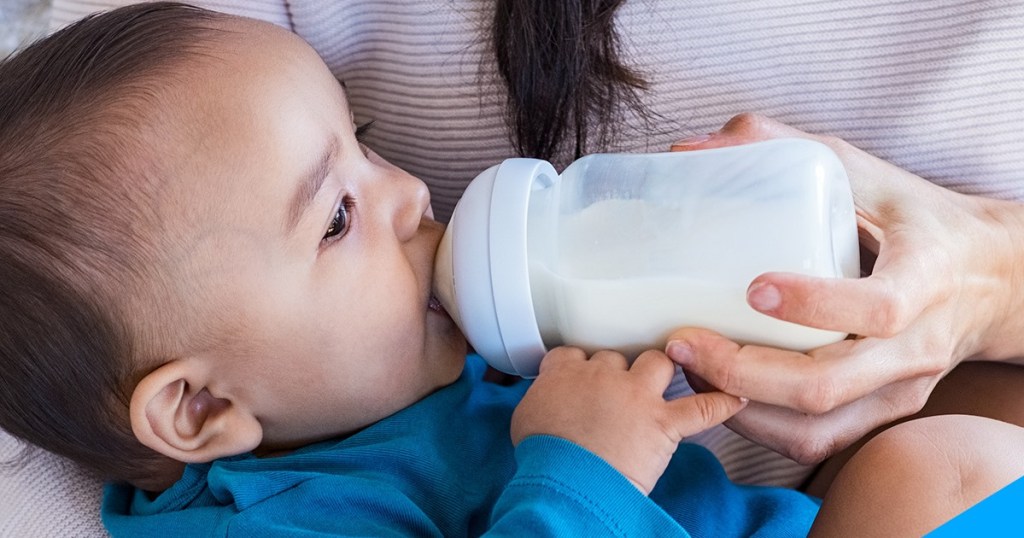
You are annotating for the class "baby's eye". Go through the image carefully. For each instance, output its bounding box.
[323,196,354,242]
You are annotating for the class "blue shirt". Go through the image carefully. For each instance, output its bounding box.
[103,355,819,537]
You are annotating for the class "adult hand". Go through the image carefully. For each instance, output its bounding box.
[511,347,746,494]
[664,113,1024,464]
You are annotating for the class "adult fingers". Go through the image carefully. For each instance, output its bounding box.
[747,239,942,338]
[666,327,941,415]
[664,391,748,442]
[722,376,936,463]
[667,328,834,411]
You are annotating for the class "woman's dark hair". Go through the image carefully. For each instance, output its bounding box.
[0,2,222,485]
[491,0,651,160]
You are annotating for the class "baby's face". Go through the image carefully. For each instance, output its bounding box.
[150,18,466,449]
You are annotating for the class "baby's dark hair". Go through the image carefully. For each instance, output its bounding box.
[0,2,224,485]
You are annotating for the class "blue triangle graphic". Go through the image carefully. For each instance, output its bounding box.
[927,476,1024,536]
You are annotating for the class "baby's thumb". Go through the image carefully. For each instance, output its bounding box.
[665,392,748,440]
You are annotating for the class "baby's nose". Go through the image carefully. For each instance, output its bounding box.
[392,170,431,241]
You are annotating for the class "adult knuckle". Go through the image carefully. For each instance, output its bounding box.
[875,293,911,337]
[901,378,934,416]
[920,352,948,378]
[799,376,843,415]
[907,390,929,416]
[724,112,767,134]
[913,334,952,377]
[789,433,836,465]
[680,334,730,388]
[708,358,739,394]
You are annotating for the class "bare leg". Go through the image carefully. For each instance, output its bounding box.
[809,415,1024,537]
[806,361,1024,498]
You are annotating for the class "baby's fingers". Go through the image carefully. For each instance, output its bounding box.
[664,392,748,441]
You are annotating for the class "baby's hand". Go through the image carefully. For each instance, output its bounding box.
[510,347,746,495]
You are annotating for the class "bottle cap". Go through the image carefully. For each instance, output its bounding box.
[433,158,555,377]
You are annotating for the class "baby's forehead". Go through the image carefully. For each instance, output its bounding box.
[162,15,348,126]
[142,16,350,264]
[205,15,329,75]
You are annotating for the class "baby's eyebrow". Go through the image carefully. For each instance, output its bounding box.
[286,135,339,235]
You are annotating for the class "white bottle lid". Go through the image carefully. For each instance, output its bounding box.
[434,158,554,376]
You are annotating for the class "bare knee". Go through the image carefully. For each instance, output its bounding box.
[810,415,1024,537]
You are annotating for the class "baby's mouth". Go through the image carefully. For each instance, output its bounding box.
[428,294,446,314]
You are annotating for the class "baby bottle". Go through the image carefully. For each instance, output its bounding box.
[433,139,860,377]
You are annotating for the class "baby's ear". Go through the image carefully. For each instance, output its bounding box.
[130,360,262,463]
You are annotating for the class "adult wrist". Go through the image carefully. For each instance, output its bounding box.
[967,195,1024,361]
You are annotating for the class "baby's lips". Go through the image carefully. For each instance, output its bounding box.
[428,294,446,314]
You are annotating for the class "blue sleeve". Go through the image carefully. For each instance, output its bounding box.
[489,435,690,537]
[219,436,688,538]
[105,439,814,537]
[491,436,818,538]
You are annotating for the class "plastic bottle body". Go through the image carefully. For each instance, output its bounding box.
[433,139,860,376]
[526,140,858,356]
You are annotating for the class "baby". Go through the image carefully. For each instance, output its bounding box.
[1,3,1021,536]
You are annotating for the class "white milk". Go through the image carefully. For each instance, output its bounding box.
[435,140,857,376]
[529,198,846,355]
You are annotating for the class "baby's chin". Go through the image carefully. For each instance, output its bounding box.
[425,304,468,384]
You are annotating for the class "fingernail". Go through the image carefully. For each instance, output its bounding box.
[747,282,781,312]
[666,341,694,366]
[739,397,749,406]
[670,133,713,149]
